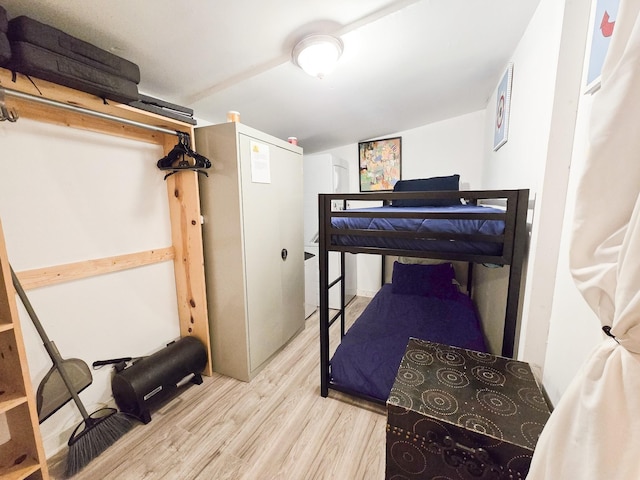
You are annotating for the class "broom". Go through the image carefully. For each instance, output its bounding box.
[10,267,135,477]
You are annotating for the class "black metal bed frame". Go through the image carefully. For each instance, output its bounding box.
[318,189,530,403]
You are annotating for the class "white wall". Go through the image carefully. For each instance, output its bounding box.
[481,0,605,405]
[542,96,603,403]
[541,3,611,404]
[392,111,486,187]
[316,110,486,296]
[0,119,181,456]
[479,0,597,376]
[480,0,561,192]
[478,0,566,366]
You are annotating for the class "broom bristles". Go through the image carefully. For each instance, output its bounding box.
[65,408,134,478]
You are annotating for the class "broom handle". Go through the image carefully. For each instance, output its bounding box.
[11,266,92,420]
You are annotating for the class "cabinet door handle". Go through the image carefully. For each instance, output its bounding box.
[281,248,288,261]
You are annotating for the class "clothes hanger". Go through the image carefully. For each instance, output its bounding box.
[0,88,19,122]
[157,131,211,180]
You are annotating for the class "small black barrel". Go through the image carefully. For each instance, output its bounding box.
[111,336,207,423]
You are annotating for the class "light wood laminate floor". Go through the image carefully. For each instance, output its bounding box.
[48,296,387,479]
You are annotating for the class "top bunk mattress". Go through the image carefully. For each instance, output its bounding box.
[330,204,506,256]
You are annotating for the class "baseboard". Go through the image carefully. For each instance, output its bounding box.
[356,289,377,298]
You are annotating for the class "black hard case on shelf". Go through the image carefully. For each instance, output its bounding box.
[138,93,193,115]
[130,93,197,125]
[386,338,551,480]
[7,15,140,83]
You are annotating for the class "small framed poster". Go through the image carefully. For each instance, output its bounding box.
[584,0,619,94]
[358,136,402,192]
[493,63,513,151]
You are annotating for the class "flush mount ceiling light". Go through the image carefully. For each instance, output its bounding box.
[292,34,344,79]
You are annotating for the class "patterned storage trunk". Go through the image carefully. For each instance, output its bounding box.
[386,338,551,479]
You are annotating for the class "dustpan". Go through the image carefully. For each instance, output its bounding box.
[10,267,93,423]
[36,343,92,423]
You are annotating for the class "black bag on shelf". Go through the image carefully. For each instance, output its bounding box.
[0,32,9,66]
[0,5,7,33]
[7,15,140,83]
[7,41,139,104]
[0,5,7,65]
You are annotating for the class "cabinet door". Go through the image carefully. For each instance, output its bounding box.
[273,143,304,344]
[238,135,303,372]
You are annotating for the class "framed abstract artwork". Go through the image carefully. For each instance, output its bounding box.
[584,0,619,94]
[493,63,513,151]
[358,136,402,191]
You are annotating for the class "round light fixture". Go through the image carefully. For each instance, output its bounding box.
[292,34,344,79]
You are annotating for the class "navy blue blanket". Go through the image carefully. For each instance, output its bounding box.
[331,204,505,256]
[330,284,487,402]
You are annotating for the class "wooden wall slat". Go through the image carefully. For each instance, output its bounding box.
[14,247,175,290]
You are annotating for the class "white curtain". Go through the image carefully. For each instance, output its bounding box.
[528,0,640,478]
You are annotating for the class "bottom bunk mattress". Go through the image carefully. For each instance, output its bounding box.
[330,284,487,402]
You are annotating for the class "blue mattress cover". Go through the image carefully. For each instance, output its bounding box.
[331,204,505,255]
[330,284,487,402]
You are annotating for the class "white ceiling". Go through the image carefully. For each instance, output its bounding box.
[1,0,541,153]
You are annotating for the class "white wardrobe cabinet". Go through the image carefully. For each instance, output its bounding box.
[195,122,305,381]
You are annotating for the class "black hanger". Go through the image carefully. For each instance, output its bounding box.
[0,87,19,123]
[157,132,211,180]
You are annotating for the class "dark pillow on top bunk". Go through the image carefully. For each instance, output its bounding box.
[392,174,462,207]
[391,261,458,298]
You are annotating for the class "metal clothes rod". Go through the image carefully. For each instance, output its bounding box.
[1,86,180,136]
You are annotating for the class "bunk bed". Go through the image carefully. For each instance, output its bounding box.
[318,186,529,405]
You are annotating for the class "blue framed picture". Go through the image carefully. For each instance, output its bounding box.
[493,63,513,151]
[585,0,619,94]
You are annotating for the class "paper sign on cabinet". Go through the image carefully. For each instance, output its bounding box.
[250,141,271,183]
